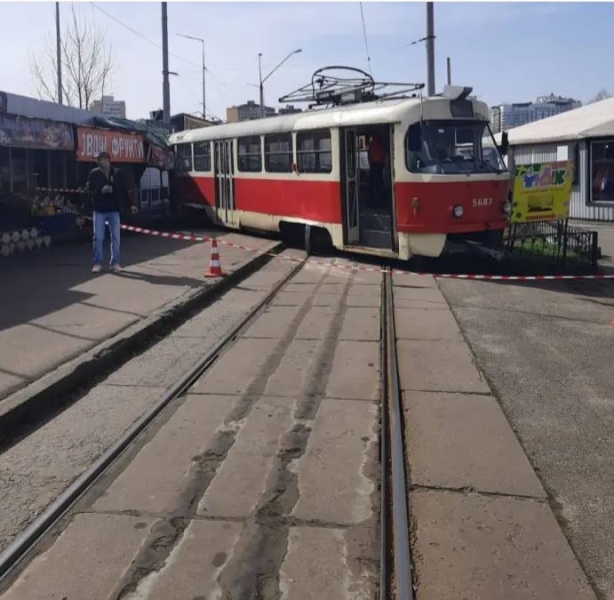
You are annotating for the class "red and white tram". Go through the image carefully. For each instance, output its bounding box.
[169,85,511,260]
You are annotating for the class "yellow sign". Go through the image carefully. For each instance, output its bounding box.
[511,161,573,223]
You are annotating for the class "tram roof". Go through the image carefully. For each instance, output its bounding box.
[170,96,487,144]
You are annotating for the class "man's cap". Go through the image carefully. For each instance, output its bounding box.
[95,151,110,159]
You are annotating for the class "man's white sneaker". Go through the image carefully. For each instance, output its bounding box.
[92,265,102,273]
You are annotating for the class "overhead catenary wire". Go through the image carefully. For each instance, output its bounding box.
[90,2,235,94]
[359,2,373,76]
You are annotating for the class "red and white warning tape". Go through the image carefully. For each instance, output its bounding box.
[120,224,256,252]
[417,273,614,281]
[97,220,614,282]
[37,187,84,194]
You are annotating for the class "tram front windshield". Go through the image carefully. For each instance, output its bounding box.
[406,120,507,175]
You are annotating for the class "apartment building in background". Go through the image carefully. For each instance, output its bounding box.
[89,95,127,119]
[279,104,302,115]
[226,100,276,122]
[490,94,581,133]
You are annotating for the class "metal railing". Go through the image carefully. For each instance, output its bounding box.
[504,220,599,268]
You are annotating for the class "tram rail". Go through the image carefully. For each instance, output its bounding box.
[380,270,414,600]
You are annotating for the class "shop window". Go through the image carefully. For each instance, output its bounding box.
[238,136,262,172]
[590,140,614,202]
[297,130,332,173]
[265,133,293,173]
[176,143,193,173]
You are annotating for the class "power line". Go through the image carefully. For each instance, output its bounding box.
[90,3,238,99]
[90,2,198,69]
[359,2,373,76]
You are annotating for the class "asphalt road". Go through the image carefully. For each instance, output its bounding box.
[438,276,614,600]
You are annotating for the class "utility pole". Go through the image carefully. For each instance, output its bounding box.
[258,53,264,118]
[203,40,207,120]
[446,56,451,85]
[161,2,171,123]
[55,2,62,105]
[426,2,435,96]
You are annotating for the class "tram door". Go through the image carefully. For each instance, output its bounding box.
[341,128,360,245]
[214,139,238,228]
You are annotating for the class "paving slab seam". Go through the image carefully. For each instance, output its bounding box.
[186,391,378,403]
[432,277,601,600]
[410,483,549,503]
[78,508,369,533]
[402,388,494,397]
[0,240,284,447]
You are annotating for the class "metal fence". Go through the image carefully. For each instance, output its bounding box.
[503,220,599,268]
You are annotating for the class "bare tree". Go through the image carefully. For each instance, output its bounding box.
[587,89,612,104]
[30,5,113,110]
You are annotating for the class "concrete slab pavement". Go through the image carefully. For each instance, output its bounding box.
[395,274,597,599]
[411,489,597,600]
[1,263,381,600]
[279,527,374,600]
[1,513,156,600]
[438,274,614,597]
[0,230,276,403]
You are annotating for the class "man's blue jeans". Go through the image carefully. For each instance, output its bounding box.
[93,211,121,266]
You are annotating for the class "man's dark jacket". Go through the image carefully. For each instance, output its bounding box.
[85,167,132,213]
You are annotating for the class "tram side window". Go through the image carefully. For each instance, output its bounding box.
[176,144,193,173]
[265,133,293,173]
[193,141,211,172]
[238,136,262,173]
[297,130,332,174]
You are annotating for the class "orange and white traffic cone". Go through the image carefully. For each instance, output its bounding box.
[204,238,226,278]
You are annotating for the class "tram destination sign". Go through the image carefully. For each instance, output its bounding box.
[76,127,145,163]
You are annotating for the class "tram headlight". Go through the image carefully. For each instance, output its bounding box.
[452,204,464,218]
[503,200,512,215]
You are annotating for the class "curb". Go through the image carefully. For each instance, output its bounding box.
[0,240,284,446]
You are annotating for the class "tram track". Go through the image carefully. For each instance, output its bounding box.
[380,270,414,600]
[0,256,307,587]
[0,257,415,599]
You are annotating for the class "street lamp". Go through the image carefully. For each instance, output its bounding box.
[177,33,206,120]
[259,48,302,118]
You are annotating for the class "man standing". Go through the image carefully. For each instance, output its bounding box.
[86,151,137,273]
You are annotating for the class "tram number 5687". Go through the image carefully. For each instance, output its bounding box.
[472,197,493,207]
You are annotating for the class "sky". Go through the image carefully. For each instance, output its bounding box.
[1,1,612,121]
